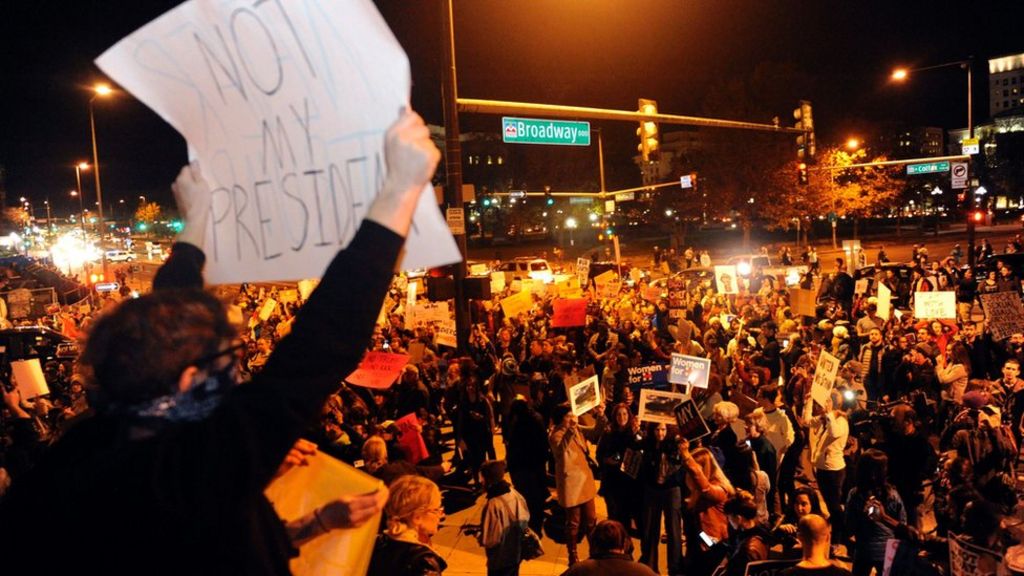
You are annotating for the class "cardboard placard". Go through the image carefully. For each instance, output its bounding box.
[638,388,687,424]
[980,292,1024,341]
[714,265,739,294]
[669,353,711,389]
[406,301,449,330]
[344,351,410,389]
[673,398,711,442]
[265,451,383,576]
[811,350,841,407]
[914,291,956,319]
[949,532,1003,576]
[551,298,588,328]
[555,276,582,298]
[788,287,817,318]
[567,375,601,416]
[407,341,426,364]
[490,271,506,293]
[11,359,49,399]
[96,0,460,283]
[278,289,299,304]
[877,282,892,321]
[406,281,418,307]
[297,279,318,301]
[597,280,621,300]
[855,278,869,295]
[643,284,663,302]
[500,290,534,319]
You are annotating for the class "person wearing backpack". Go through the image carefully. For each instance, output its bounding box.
[478,459,531,576]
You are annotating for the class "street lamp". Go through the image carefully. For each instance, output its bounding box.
[565,217,578,247]
[890,60,973,138]
[89,84,113,240]
[845,138,860,151]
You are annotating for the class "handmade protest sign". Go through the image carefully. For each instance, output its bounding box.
[344,351,409,389]
[877,282,892,320]
[500,290,534,318]
[669,353,711,389]
[258,297,277,321]
[855,278,869,295]
[715,265,739,294]
[811,350,841,407]
[639,388,687,424]
[673,398,711,441]
[265,452,382,576]
[490,271,506,293]
[297,279,318,301]
[667,276,686,319]
[277,289,298,304]
[551,298,588,328]
[643,284,662,302]
[598,280,622,300]
[914,291,955,319]
[980,292,1024,341]
[434,318,457,348]
[567,375,601,417]
[395,413,429,464]
[97,0,460,284]
[11,359,49,399]
[555,276,582,298]
[949,532,1003,576]
[593,270,616,290]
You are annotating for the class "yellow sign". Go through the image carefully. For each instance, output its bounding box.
[501,289,534,318]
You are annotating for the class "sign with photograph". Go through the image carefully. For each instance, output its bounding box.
[715,265,739,294]
[638,388,688,424]
[567,375,601,417]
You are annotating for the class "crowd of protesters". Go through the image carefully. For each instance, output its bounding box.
[4,138,1024,576]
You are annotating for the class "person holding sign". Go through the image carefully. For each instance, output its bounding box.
[0,111,438,574]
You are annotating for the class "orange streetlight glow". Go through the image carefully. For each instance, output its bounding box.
[891,68,908,81]
[846,138,860,150]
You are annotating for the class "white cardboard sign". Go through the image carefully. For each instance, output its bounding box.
[11,359,49,400]
[96,0,460,284]
[914,291,956,319]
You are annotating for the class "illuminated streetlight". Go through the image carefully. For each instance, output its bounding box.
[891,68,908,81]
[70,189,85,234]
[846,138,860,150]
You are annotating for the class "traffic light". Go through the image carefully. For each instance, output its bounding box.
[797,162,809,186]
[637,98,660,162]
[545,190,554,206]
[793,100,816,160]
[970,209,984,223]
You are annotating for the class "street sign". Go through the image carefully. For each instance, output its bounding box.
[951,162,968,189]
[95,282,120,293]
[961,137,980,155]
[605,200,616,213]
[906,161,950,175]
[445,208,465,235]
[680,174,694,188]
[509,190,526,199]
[827,211,837,224]
[615,191,635,202]
[502,117,591,146]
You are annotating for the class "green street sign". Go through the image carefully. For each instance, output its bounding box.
[906,161,950,175]
[502,117,591,146]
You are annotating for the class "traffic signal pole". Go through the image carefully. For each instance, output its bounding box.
[441,0,471,353]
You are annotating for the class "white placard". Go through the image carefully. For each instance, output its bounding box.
[811,351,840,407]
[11,359,49,400]
[914,291,956,319]
[877,282,892,321]
[567,375,601,417]
[96,0,460,284]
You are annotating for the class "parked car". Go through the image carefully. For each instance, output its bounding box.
[495,257,554,284]
[104,250,135,262]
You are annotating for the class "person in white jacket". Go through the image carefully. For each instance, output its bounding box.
[478,459,530,576]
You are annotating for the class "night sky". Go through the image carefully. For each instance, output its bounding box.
[2,0,1023,214]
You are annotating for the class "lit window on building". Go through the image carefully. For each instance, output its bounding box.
[497,156,503,165]
[486,155,492,165]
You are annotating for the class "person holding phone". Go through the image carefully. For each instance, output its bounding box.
[679,438,734,574]
[844,449,906,576]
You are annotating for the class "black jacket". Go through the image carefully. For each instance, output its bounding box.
[0,222,402,575]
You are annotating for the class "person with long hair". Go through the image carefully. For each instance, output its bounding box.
[844,449,906,576]
[679,438,734,574]
[596,402,642,532]
[637,422,683,574]
[367,475,447,575]
[774,486,825,558]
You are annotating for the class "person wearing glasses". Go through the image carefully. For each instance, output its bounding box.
[368,474,448,575]
[0,111,438,575]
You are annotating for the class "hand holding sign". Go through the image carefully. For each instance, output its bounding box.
[365,111,441,237]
